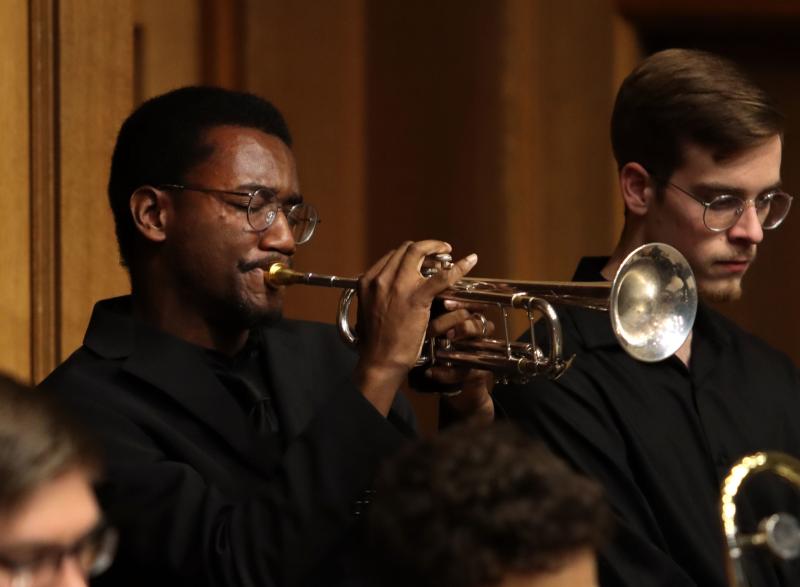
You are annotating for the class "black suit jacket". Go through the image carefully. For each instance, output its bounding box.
[42,297,415,587]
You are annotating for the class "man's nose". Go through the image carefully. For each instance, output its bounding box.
[727,201,764,244]
[257,208,297,255]
[56,556,90,587]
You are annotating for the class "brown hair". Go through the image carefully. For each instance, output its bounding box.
[0,374,99,513]
[365,423,610,587]
[611,48,783,179]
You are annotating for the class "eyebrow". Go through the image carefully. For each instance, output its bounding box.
[692,180,784,198]
[0,519,105,553]
[236,184,304,205]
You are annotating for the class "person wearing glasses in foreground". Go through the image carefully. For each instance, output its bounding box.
[494,49,800,586]
[42,87,493,587]
[0,374,116,587]
[365,423,611,587]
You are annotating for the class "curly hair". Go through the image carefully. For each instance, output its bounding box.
[611,48,783,180]
[365,423,610,587]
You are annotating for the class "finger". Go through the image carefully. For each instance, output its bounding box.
[449,313,495,340]
[428,310,496,339]
[442,299,493,312]
[360,241,413,293]
[428,309,472,337]
[394,240,453,288]
[416,253,477,301]
[425,365,471,385]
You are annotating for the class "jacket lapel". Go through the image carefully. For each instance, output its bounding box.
[122,324,264,460]
[84,297,279,468]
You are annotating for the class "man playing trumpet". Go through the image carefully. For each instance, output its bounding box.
[42,86,492,587]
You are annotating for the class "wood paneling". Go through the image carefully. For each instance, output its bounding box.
[201,0,243,88]
[0,0,30,382]
[30,0,58,383]
[503,0,618,282]
[244,0,368,324]
[135,0,201,102]
[57,1,133,361]
[366,1,506,274]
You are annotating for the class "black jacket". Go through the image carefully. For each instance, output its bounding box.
[43,296,415,587]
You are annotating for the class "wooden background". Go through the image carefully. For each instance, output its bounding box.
[3,0,800,432]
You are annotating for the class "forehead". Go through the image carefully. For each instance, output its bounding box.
[0,469,99,547]
[188,124,299,190]
[673,135,782,190]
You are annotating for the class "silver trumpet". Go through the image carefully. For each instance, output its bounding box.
[266,242,697,383]
[721,452,800,587]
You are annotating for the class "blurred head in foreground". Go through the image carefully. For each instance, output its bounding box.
[366,423,611,587]
[0,375,114,587]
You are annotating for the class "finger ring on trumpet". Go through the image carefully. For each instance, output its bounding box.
[473,312,489,337]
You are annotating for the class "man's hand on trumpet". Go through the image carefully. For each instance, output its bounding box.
[353,240,487,418]
[424,301,495,424]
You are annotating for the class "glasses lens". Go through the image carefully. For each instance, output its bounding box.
[287,203,319,244]
[761,192,793,229]
[705,194,743,231]
[247,190,279,231]
[88,527,119,577]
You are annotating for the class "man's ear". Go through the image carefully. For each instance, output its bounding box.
[619,162,656,218]
[130,186,169,243]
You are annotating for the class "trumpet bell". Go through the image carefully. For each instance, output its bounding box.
[611,243,697,362]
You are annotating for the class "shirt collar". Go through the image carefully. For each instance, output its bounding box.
[567,257,617,350]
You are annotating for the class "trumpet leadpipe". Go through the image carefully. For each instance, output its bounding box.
[267,263,358,289]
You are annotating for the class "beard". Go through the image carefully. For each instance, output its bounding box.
[699,282,743,303]
[695,247,755,303]
[234,296,284,327]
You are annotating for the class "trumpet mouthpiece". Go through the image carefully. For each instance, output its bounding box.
[266,263,294,286]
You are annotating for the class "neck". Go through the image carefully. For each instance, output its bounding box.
[131,267,249,356]
[601,224,646,281]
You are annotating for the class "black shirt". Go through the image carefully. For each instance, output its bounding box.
[494,257,800,587]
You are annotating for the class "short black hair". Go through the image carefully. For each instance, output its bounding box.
[108,86,292,268]
[611,48,783,180]
[366,423,610,587]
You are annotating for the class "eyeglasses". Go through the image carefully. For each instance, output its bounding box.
[660,179,793,232]
[0,523,117,587]
[159,184,320,244]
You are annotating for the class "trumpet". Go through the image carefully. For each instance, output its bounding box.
[721,452,800,587]
[266,242,697,382]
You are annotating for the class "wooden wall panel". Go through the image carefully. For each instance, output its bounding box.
[58,1,133,361]
[244,0,367,324]
[365,1,507,274]
[0,0,30,381]
[135,0,201,102]
[501,0,618,283]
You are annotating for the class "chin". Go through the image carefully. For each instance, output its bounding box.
[221,290,283,329]
[698,281,743,303]
[240,300,284,327]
